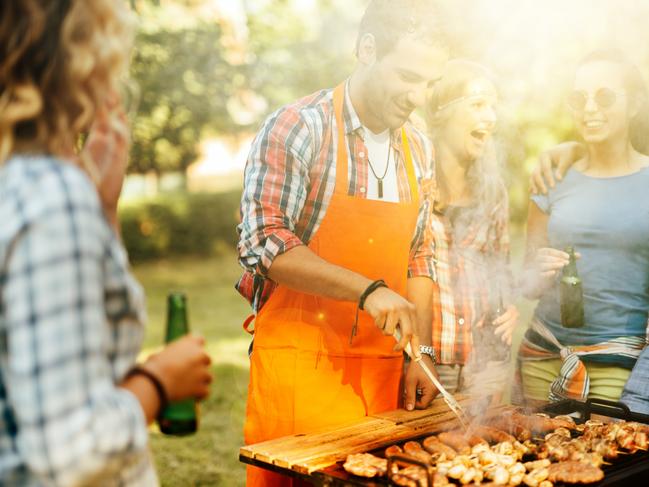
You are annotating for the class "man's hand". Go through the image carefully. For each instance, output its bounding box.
[529,142,585,194]
[363,287,420,355]
[404,355,439,411]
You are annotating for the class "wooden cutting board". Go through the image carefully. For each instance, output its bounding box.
[240,397,514,475]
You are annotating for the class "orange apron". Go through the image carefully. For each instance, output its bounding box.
[244,83,420,486]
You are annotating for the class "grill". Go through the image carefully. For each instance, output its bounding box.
[240,397,649,486]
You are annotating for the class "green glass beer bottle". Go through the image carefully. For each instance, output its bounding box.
[158,293,198,435]
[477,287,510,362]
[560,246,585,328]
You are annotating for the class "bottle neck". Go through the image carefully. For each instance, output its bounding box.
[564,251,578,277]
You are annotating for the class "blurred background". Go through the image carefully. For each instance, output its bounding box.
[122,1,649,484]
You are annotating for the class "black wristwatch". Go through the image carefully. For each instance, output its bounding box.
[419,345,436,363]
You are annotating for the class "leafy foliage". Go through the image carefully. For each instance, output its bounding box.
[120,190,241,262]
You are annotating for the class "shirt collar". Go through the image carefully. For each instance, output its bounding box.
[342,79,405,151]
[342,80,363,136]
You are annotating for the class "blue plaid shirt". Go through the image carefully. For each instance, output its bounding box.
[0,156,157,486]
[621,344,649,415]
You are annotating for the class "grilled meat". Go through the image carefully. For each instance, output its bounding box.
[473,425,517,444]
[343,453,387,478]
[438,431,472,454]
[547,460,604,484]
[422,435,457,459]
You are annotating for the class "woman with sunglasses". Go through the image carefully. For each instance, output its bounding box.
[517,49,649,406]
[424,60,519,405]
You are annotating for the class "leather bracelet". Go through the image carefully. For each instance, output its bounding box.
[126,365,168,414]
[350,279,388,346]
[359,279,388,310]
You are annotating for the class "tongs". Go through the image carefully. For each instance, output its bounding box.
[395,328,471,430]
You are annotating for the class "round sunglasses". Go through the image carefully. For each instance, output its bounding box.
[566,88,626,111]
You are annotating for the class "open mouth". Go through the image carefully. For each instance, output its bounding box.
[470,129,491,143]
[584,120,605,129]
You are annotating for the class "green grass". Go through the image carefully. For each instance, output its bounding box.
[132,232,535,485]
[133,251,250,486]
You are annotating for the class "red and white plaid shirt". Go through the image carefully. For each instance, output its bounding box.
[236,82,436,312]
[428,184,511,365]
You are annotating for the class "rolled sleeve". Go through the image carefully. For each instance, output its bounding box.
[3,168,149,485]
[237,107,313,276]
[408,194,437,281]
[407,128,437,281]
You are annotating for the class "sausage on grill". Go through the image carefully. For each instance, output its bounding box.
[438,431,471,454]
[422,435,457,459]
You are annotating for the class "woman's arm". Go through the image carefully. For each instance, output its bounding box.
[1,164,210,486]
[522,200,569,299]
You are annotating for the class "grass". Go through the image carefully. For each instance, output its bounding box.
[132,251,251,486]
[132,232,535,485]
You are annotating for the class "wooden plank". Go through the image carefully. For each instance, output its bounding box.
[289,409,474,473]
[240,399,519,475]
[288,406,517,473]
[251,420,395,467]
[239,416,390,463]
[371,394,471,424]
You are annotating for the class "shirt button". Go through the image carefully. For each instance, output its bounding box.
[458,318,465,326]
[360,187,366,193]
[359,151,365,158]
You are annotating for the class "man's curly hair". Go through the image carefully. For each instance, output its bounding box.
[0,0,134,162]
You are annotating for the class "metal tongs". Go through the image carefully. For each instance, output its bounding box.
[395,328,471,430]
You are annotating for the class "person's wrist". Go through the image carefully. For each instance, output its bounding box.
[126,363,169,415]
[418,345,436,364]
[142,354,174,400]
[359,279,388,310]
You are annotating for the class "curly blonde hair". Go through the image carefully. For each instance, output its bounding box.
[0,0,134,163]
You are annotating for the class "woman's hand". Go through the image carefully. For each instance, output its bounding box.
[144,335,213,402]
[522,247,579,299]
[80,92,130,230]
[493,304,520,345]
[529,141,585,194]
[534,247,570,278]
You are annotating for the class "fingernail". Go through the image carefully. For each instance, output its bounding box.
[406,403,414,411]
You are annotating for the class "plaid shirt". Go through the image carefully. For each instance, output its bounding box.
[0,157,157,486]
[236,82,436,312]
[428,183,511,365]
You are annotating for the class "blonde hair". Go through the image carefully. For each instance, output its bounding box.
[425,59,506,223]
[0,0,134,164]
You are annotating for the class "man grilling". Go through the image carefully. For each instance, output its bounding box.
[236,1,449,485]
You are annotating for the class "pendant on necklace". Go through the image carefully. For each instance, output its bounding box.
[378,179,383,198]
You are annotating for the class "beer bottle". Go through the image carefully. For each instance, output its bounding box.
[560,246,585,328]
[473,286,510,363]
[158,293,198,435]
[485,289,511,362]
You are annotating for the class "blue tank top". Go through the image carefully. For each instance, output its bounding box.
[531,167,649,345]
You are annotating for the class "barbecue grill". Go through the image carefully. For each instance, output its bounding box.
[239,397,649,486]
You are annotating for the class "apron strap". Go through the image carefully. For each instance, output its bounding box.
[400,127,419,203]
[243,314,256,335]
